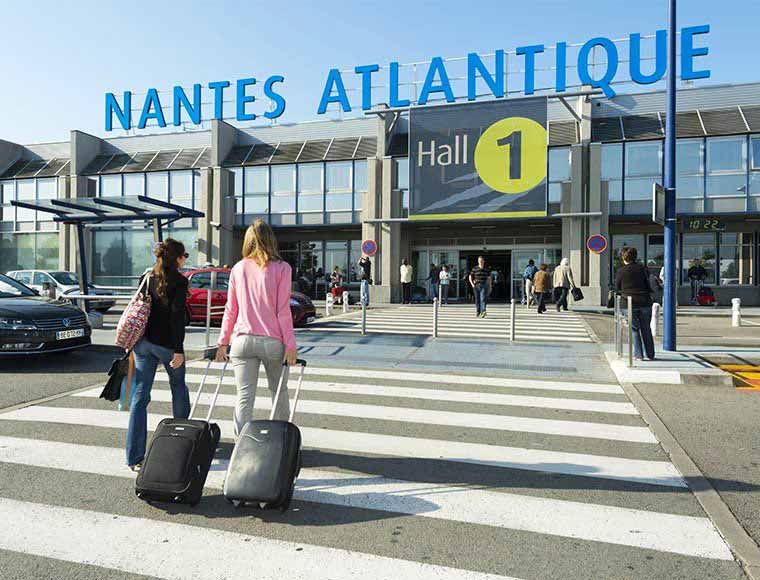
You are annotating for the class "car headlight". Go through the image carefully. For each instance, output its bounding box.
[289,298,300,307]
[0,318,37,331]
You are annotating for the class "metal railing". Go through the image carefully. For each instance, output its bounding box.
[614,294,634,367]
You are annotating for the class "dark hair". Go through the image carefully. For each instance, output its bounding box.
[621,246,638,264]
[478,255,485,261]
[528,259,535,265]
[152,238,186,302]
[539,263,548,271]
[402,258,408,266]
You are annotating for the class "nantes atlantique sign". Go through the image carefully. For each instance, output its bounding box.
[105,25,710,132]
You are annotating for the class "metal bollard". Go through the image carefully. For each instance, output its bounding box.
[432,297,439,338]
[205,270,217,347]
[361,303,367,335]
[614,294,621,357]
[627,296,634,368]
[732,298,741,327]
[325,293,333,317]
[510,298,516,342]
[651,302,660,339]
[342,291,349,314]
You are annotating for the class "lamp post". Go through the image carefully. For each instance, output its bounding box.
[663,0,678,351]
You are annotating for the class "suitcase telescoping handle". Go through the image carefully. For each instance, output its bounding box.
[189,357,228,422]
[271,359,307,422]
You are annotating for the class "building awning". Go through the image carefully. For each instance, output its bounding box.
[10,195,203,225]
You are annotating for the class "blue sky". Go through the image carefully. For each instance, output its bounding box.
[0,0,757,144]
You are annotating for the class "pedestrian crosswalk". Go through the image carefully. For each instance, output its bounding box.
[307,304,595,342]
[0,361,741,579]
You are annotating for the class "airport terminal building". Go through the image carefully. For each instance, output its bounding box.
[1,81,760,304]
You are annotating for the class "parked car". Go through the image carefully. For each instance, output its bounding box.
[6,270,115,313]
[183,267,317,327]
[0,274,91,355]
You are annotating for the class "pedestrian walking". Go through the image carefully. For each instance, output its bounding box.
[615,246,656,361]
[400,259,413,304]
[358,255,372,307]
[438,265,451,305]
[330,266,345,305]
[215,219,298,436]
[468,256,492,318]
[523,259,538,307]
[533,264,552,314]
[552,258,576,312]
[126,239,191,471]
[687,259,708,305]
[426,263,440,303]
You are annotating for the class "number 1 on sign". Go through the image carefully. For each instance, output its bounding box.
[496,130,522,180]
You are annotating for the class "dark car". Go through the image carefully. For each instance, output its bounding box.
[183,268,317,327]
[0,274,92,355]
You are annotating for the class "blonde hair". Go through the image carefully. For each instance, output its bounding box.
[242,219,281,267]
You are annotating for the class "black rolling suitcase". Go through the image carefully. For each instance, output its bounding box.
[223,359,306,511]
[135,356,226,506]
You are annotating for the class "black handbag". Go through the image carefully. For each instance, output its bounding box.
[100,355,129,402]
[552,287,562,302]
[571,287,584,301]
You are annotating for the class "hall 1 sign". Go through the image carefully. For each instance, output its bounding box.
[587,234,608,254]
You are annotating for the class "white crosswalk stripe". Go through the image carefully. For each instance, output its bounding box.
[306,304,595,342]
[0,362,735,578]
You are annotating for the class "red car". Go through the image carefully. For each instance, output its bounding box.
[183,268,317,327]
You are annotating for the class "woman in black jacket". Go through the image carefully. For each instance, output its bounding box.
[126,239,191,470]
[615,246,656,361]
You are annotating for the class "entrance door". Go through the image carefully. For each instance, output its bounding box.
[460,251,511,302]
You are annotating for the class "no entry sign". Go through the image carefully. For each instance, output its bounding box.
[361,239,378,256]
[587,234,608,254]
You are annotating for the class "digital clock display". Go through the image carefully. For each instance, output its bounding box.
[684,218,726,232]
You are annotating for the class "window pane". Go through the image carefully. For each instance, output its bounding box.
[324,241,348,278]
[147,172,168,200]
[244,195,268,214]
[123,173,145,196]
[707,137,745,172]
[548,147,570,181]
[170,170,193,200]
[271,193,295,213]
[298,164,322,193]
[601,143,623,179]
[646,234,664,270]
[36,178,57,223]
[35,233,58,270]
[244,166,268,194]
[752,137,760,170]
[100,174,121,196]
[395,158,409,190]
[1,181,14,224]
[677,140,703,174]
[677,175,704,198]
[271,165,295,193]
[326,161,352,192]
[751,171,760,196]
[16,180,35,222]
[298,190,323,212]
[625,142,661,177]
[354,160,368,191]
[230,167,243,198]
[682,233,717,285]
[707,174,747,197]
[624,177,657,200]
[326,192,352,211]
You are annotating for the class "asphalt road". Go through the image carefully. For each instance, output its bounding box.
[0,346,121,411]
[0,323,747,579]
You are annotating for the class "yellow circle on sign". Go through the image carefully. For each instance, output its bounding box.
[474,116,547,194]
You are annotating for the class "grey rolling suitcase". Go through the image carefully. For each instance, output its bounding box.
[223,359,307,511]
[135,356,226,506]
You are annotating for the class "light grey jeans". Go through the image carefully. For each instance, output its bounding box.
[229,334,287,435]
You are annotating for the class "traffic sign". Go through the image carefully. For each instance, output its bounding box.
[587,234,608,254]
[361,239,378,256]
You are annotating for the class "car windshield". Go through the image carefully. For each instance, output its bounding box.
[0,275,36,298]
[49,271,79,285]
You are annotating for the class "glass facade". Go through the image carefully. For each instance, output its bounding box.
[603,135,759,215]
[548,147,570,206]
[231,159,367,227]
[280,238,362,298]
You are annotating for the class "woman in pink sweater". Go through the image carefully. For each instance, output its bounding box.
[215,220,297,434]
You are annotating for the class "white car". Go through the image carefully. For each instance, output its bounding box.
[6,270,115,313]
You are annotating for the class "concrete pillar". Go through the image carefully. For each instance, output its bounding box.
[206,167,235,267]
[588,143,609,303]
[211,120,238,167]
[57,176,72,270]
[362,157,381,284]
[379,157,401,303]
[562,145,584,281]
[196,168,214,265]
[0,139,22,173]
[70,130,102,176]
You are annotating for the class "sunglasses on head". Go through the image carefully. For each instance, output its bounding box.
[182,252,189,258]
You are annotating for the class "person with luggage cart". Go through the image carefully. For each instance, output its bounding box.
[126,239,191,472]
[687,259,709,305]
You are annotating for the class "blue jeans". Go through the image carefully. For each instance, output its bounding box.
[360,279,369,306]
[474,284,488,315]
[629,306,656,359]
[126,338,191,466]
[429,281,438,302]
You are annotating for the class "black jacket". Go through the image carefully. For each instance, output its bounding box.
[615,263,653,309]
[141,270,188,354]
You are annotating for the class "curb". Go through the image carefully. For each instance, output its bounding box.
[604,351,735,387]
[622,381,760,579]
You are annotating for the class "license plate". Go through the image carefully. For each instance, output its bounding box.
[56,328,85,340]
[306,316,315,324]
